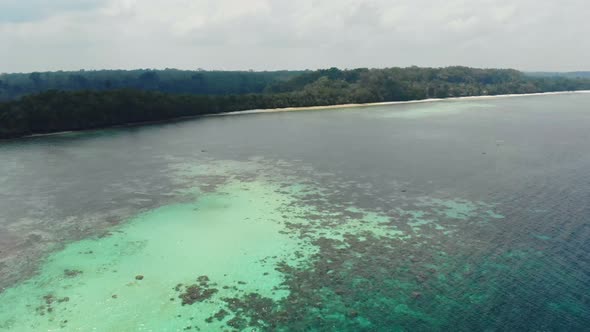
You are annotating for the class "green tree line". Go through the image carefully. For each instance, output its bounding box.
[1,66,589,139]
[0,69,303,101]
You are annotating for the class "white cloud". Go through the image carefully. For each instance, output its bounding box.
[0,0,589,72]
[0,0,103,22]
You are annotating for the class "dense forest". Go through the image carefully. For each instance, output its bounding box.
[1,66,590,139]
[526,71,590,79]
[0,69,303,101]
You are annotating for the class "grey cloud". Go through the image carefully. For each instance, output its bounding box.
[0,0,589,72]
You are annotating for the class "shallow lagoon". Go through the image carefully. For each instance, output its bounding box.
[1,94,590,331]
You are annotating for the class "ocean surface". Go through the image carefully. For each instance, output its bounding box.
[1,94,590,331]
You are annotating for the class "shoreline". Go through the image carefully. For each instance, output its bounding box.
[213,90,590,116]
[8,90,590,140]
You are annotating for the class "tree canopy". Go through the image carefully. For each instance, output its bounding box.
[1,66,589,139]
[0,69,303,101]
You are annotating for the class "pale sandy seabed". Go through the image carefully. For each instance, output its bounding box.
[0,158,504,331]
[2,93,589,331]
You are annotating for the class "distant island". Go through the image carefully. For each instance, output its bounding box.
[1,66,589,139]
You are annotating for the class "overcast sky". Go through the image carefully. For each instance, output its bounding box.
[0,0,588,73]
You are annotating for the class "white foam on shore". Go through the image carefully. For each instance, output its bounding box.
[12,90,590,140]
[28,130,75,138]
[214,90,590,116]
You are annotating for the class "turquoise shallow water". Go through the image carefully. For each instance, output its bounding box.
[0,179,307,330]
[0,160,505,331]
[1,94,590,330]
